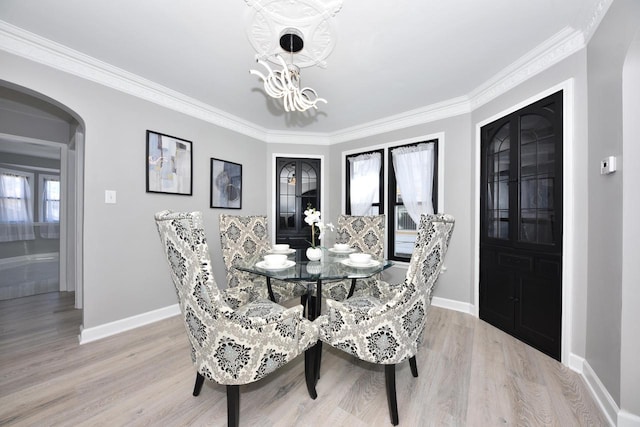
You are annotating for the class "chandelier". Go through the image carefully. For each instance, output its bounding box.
[250,30,327,112]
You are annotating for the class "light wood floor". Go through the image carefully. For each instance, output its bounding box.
[0,292,608,426]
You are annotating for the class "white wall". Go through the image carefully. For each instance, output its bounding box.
[585,0,640,407]
[0,50,268,330]
[329,113,474,306]
[621,24,640,421]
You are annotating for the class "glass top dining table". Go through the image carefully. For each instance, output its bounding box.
[234,248,393,317]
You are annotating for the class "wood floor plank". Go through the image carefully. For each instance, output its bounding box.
[0,292,609,426]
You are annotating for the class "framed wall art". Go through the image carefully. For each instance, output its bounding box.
[146,130,193,195]
[210,158,242,209]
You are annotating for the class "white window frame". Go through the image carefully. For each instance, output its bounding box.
[342,132,445,262]
[38,173,61,223]
[0,167,35,223]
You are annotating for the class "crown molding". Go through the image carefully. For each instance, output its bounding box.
[1,16,597,146]
[327,96,471,145]
[581,0,614,45]
[0,20,270,142]
[263,130,332,145]
[469,26,585,111]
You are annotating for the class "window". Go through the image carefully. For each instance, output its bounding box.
[0,168,35,242]
[39,174,60,239]
[389,141,438,260]
[345,149,384,215]
[345,137,440,262]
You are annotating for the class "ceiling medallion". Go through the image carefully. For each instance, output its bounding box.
[245,0,342,112]
[244,0,343,69]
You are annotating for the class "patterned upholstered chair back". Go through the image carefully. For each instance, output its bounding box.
[320,214,454,365]
[318,213,453,426]
[335,214,385,258]
[219,214,270,288]
[405,213,455,293]
[156,210,318,386]
[154,211,234,374]
[320,214,385,301]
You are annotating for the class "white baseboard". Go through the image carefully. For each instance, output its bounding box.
[431,296,474,314]
[618,410,640,427]
[578,355,618,427]
[567,352,584,374]
[79,303,180,344]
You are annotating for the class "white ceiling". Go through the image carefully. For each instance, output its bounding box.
[0,0,604,136]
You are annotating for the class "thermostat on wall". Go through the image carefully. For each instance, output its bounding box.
[600,156,617,175]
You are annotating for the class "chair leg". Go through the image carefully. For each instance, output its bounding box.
[300,294,308,318]
[192,372,205,396]
[347,278,357,298]
[266,277,276,302]
[304,347,318,399]
[226,385,240,427]
[409,356,418,377]
[315,341,323,382]
[385,364,399,426]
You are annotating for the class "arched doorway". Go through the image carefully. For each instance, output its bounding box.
[0,81,85,311]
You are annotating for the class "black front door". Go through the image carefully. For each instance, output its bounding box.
[480,91,563,360]
[275,157,321,250]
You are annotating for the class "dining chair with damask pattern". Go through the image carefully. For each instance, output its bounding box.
[219,214,308,307]
[321,214,386,301]
[155,210,319,427]
[317,213,454,425]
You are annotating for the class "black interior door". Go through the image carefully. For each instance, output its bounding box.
[480,91,563,360]
[275,157,320,250]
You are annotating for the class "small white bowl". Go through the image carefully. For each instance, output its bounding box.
[263,254,287,267]
[349,253,372,265]
[333,243,351,252]
[272,243,290,252]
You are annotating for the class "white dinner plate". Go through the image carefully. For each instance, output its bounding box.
[340,259,380,268]
[328,247,355,254]
[268,248,296,254]
[255,260,296,270]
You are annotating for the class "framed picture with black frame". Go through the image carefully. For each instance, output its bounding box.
[210,158,242,209]
[145,130,193,195]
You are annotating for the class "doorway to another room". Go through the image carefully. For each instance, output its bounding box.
[0,83,84,314]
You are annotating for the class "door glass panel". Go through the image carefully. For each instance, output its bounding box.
[486,123,510,239]
[279,162,296,230]
[519,114,555,244]
[299,161,317,233]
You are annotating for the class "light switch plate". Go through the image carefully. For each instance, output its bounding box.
[105,190,117,204]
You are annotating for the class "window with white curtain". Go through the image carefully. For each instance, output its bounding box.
[344,138,439,262]
[346,150,383,215]
[390,141,438,260]
[39,174,60,239]
[0,168,35,242]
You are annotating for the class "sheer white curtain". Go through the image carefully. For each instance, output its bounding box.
[0,172,35,242]
[349,152,381,215]
[40,177,60,239]
[391,143,435,224]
